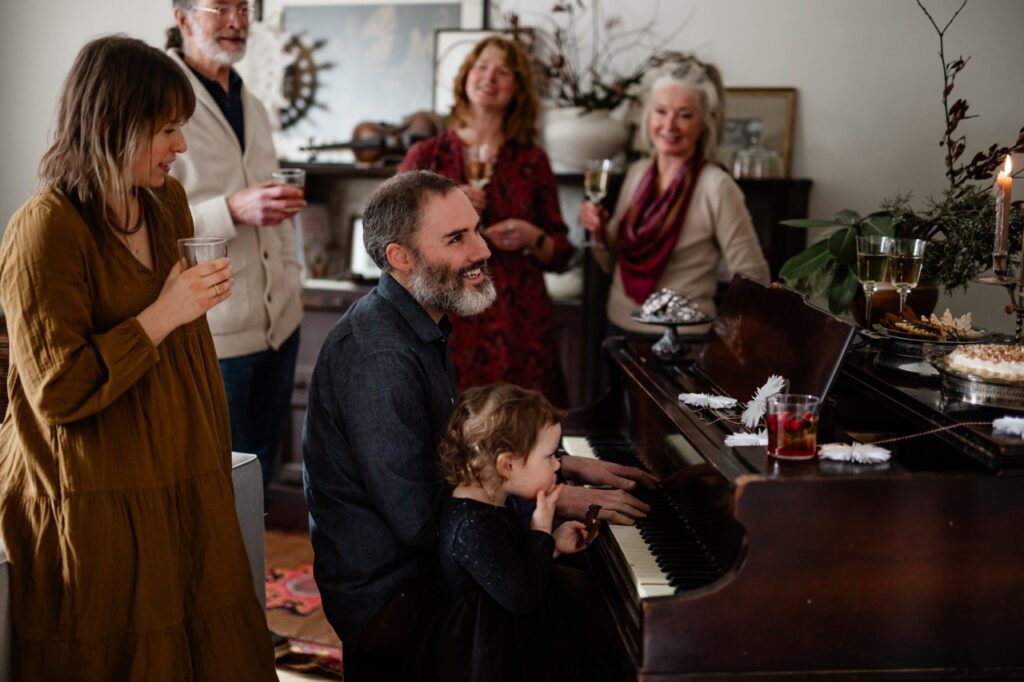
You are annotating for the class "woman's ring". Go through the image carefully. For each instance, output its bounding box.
[213,284,220,296]
[505,222,515,233]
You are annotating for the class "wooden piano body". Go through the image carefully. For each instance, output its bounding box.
[568,278,1024,680]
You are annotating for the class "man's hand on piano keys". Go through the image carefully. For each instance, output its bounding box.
[555,485,650,526]
[559,455,659,491]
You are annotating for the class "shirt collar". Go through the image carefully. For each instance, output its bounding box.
[187,62,243,96]
[377,272,451,343]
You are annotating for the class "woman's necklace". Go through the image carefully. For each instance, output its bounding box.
[113,198,145,256]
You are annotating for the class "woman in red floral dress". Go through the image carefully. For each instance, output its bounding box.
[399,36,574,405]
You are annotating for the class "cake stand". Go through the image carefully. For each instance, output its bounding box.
[629,312,713,360]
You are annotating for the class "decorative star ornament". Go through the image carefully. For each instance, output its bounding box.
[993,416,1024,438]
[818,442,891,464]
[741,375,787,429]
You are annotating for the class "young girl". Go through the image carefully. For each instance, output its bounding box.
[412,383,616,682]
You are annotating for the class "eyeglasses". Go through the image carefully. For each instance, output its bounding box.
[190,3,252,21]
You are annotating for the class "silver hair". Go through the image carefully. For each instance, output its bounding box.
[362,171,461,272]
[639,56,725,163]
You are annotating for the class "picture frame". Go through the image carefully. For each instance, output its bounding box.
[718,87,797,177]
[267,0,483,149]
[432,28,512,115]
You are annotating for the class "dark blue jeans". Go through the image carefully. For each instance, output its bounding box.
[219,328,300,488]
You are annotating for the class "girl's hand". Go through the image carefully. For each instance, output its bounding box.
[137,258,233,345]
[531,484,563,535]
[579,201,608,235]
[459,184,487,212]
[553,521,589,556]
[484,219,533,252]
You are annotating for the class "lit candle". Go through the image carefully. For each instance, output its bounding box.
[995,155,1013,257]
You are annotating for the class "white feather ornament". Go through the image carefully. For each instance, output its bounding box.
[818,442,891,464]
[741,375,787,429]
[724,430,768,447]
[679,393,738,409]
[992,416,1024,438]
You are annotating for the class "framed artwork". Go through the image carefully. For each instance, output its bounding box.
[432,28,511,115]
[718,87,797,176]
[270,1,482,152]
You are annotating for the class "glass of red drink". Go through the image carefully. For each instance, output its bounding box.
[765,394,821,460]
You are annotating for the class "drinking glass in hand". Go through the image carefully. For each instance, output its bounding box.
[855,235,892,328]
[584,158,613,204]
[178,237,227,269]
[464,144,492,189]
[272,168,306,198]
[889,238,927,318]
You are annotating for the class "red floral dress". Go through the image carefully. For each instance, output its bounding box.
[399,131,574,405]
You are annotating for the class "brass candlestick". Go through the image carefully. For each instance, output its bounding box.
[975,250,1024,343]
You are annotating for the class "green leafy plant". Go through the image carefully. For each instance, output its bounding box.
[779,0,1023,314]
[778,212,894,314]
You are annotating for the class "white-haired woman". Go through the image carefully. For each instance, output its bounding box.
[580,57,770,334]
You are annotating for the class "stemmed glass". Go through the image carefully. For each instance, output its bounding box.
[889,238,927,318]
[584,158,613,204]
[855,235,892,328]
[464,144,493,189]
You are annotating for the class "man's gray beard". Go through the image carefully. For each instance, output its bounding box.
[408,258,496,318]
[189,21,246,66]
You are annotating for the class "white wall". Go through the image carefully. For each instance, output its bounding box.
[3,0,1023,329]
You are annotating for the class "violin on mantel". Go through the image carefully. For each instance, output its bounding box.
[301,111,441,165]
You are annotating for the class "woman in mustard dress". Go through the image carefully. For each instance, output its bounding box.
[0,36,276,680]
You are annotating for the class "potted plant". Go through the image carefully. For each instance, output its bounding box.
[503,0,688,170]
[779,0,1024,319]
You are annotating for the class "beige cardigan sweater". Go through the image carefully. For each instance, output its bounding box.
[167,49,302,358]
[593,159,770,334]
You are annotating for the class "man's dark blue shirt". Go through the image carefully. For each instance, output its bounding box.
[302,272,458,646]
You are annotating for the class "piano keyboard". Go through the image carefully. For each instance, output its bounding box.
[563,435,726,598]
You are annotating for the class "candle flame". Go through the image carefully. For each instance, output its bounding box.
[1005,155,1013,174]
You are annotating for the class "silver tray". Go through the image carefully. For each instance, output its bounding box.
[930,356,1024,410]
[871,327,997,377]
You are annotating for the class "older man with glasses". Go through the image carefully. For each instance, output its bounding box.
[166,1,305,499]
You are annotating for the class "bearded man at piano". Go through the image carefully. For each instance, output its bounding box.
[303,171,657,681]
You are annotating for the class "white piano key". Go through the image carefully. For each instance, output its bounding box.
[562,435,597,459]
[609,524,674,598]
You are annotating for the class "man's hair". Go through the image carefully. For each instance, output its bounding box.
[450,36,540,147]
[39,34,196,231]
[362,171,460,272]
[640,56,725,163]
[438,384,564,491]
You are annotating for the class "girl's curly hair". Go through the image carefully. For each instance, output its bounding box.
[439,384,564,491]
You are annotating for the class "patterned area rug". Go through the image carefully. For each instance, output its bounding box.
[266,563,322,616]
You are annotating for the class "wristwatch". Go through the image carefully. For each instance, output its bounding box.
[534,232,547,250]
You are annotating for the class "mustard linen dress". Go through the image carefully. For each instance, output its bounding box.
[0,179,276,680]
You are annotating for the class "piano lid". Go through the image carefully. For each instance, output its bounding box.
[697,276,855,403]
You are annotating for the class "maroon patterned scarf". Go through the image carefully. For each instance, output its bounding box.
[617,156,705,304]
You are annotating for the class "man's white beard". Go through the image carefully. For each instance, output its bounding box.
[408,257,496,318]
[190,20,247,66]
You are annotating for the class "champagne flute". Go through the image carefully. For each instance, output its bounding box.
[464,144,492,189]
[584,158,613,204]
[889,238,927,318]
[855,235,892,328]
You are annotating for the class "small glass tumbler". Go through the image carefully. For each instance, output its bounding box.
[272,168,306,195]
[178,237,227,268]
[766,394,821,460]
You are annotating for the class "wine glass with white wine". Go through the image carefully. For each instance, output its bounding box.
[584,158,613,204]
[464,144,492,189]
[855,235,892,328]
[888,238,927,318]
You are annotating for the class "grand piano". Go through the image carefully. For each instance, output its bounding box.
[565,277,1024,680]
